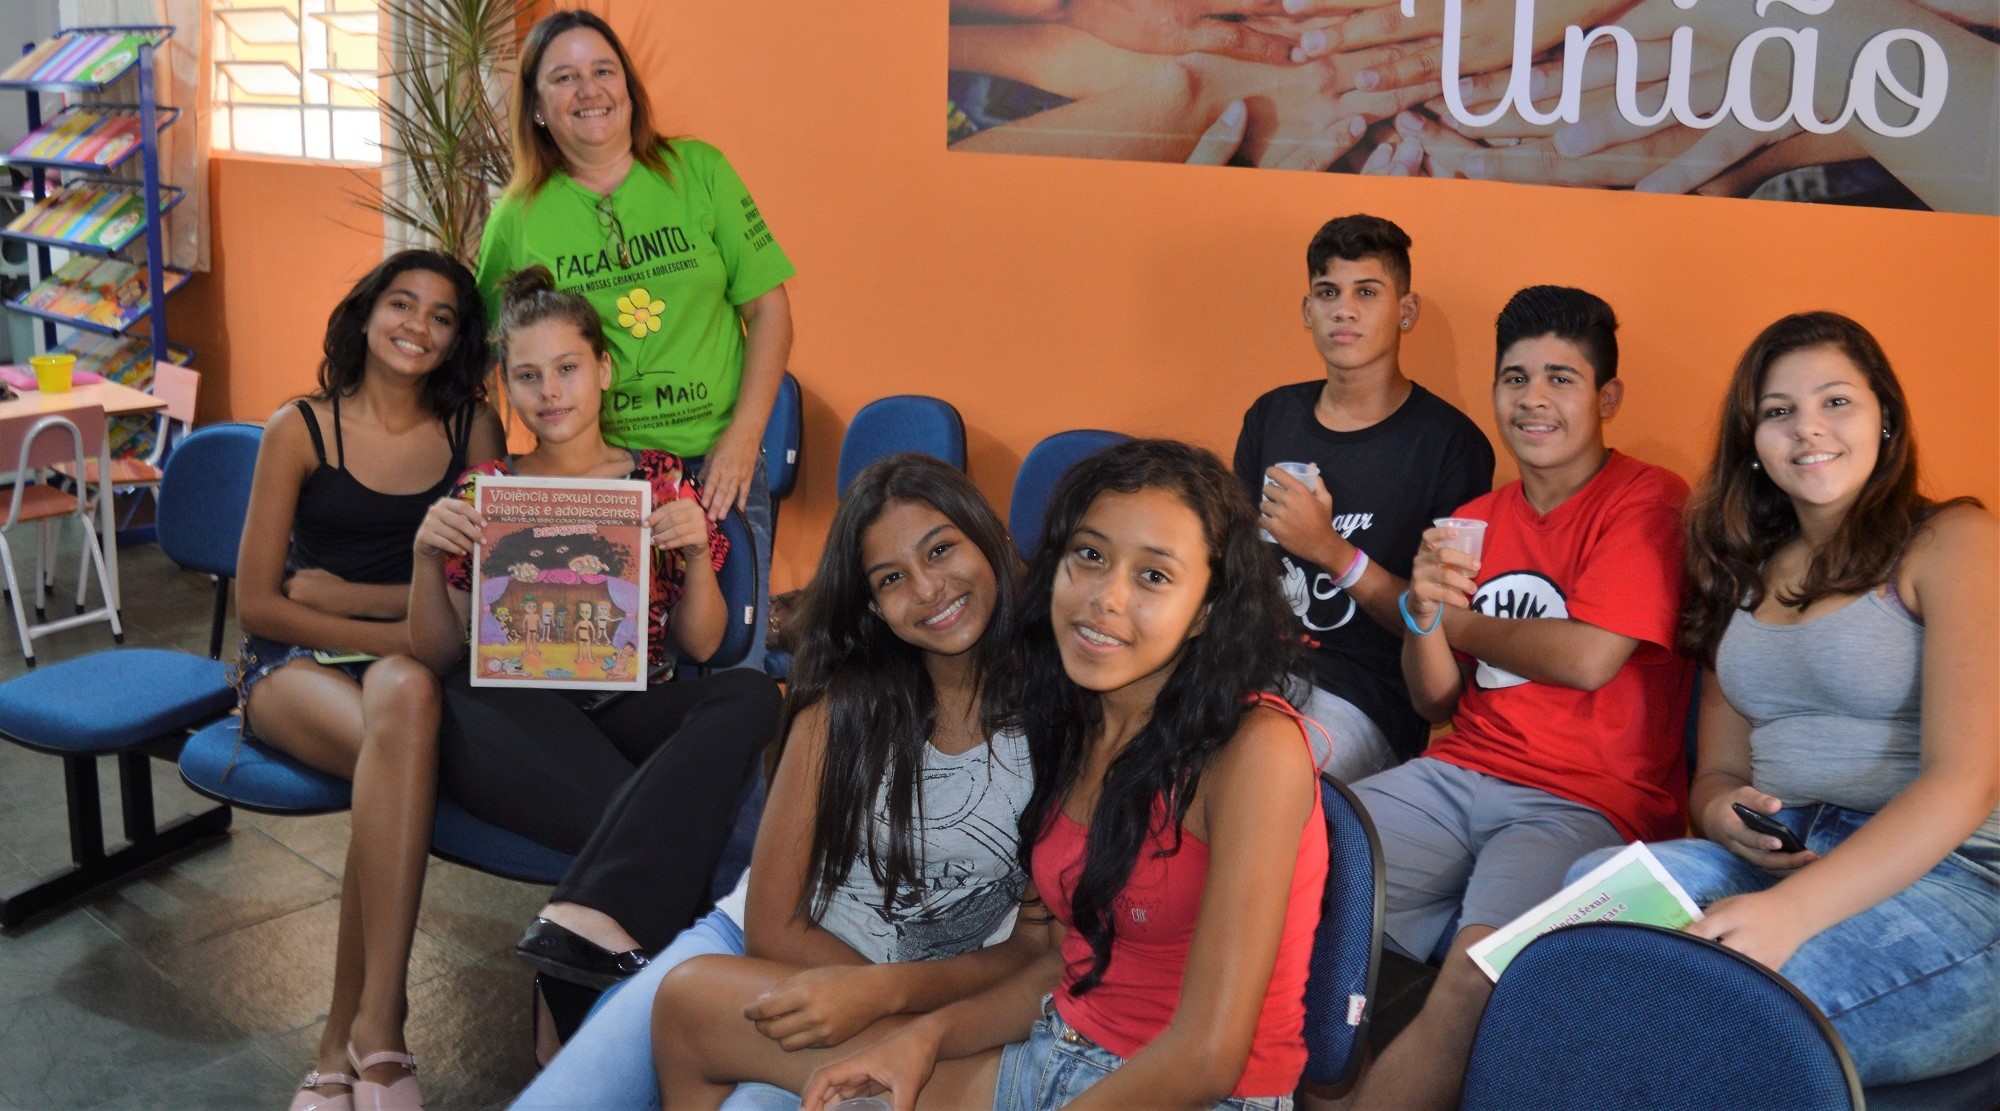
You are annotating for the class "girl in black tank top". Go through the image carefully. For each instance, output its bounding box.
[231,251,500,1111]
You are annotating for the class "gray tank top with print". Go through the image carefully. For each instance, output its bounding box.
[813,730,1034,964]
[1716,591,2000,851]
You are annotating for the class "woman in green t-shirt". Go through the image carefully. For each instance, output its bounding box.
[477,9,794,667]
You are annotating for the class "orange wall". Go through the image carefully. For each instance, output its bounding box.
[190,5,1998,599]
[599,1,1998,594]
[175,156,385,426]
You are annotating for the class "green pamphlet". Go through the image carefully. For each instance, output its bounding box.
[1466,841,1703,981]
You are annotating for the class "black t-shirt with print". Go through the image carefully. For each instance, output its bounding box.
[1234,381,1495,760]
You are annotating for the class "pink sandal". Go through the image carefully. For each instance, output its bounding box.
[289,1069,356,1111]
[346,1043,422,1111]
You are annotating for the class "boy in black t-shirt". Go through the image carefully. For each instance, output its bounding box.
[1235,214,1494,781]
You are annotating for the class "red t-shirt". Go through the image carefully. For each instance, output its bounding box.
[442,451,727,675]
[1425,451,1693,842]
[1031,697,1328,1098]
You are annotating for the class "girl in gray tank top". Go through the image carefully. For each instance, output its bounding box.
[517,455,1040,1110]
[1567,313,2000,1086]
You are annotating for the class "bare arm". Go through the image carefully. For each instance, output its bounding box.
[741,699,874,968]
[1438,607,1641,692]
[950,23,1166,97]
[408,492,480,675]
[703,285,793,521]
[1692,507,2000,967]
[235,404,412,659]
[282,570,410,620]
[653,495,727,662]
[1400,525,1475,721]
[1258,467,1409,634]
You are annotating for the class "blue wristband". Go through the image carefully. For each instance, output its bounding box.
[1399,590,1442,636]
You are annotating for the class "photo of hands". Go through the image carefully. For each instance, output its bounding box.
[947,0,1998,214]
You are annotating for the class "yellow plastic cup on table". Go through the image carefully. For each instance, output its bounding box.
[29,353,75,393]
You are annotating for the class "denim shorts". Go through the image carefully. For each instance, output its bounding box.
[992,996,1292,1111]
[230,634,374,739]
[1568,804,2000,1085]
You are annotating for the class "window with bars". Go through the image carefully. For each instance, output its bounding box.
[211,0,381,162]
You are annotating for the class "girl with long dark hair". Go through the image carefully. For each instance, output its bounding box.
[235,250,506,1111]
[1571,312,1999,1084]
[658,439,1328,1110]
[510,453,1039,1109]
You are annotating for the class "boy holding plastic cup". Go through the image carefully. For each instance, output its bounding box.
[1345,287,1695,1111]
[1235,215,1493,783]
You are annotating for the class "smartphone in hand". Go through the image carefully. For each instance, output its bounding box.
[1732,803,1807,854]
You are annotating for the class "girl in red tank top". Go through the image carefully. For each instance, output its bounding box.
[790,440,1327,1111]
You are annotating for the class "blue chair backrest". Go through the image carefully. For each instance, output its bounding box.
[1009,430,1129,561]
[837,395,965,499]
[1462,922,1863,1111]
[1301,774,1385,1089]
[694,505,758,669]
[763,372,802,500]
[155,422,262,578]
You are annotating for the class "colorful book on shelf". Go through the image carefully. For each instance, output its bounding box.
[42,35,112,82]
[1,31,160,85]
[54,188,122,239]
[0,39,70,83]
[14,110,97,159]
[73,115,142,165]
[19,256,100,309]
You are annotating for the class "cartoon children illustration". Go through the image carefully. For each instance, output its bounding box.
[555,604,570,640]
[594,601,612,644]
[519,597,541,651]
[604,642,637,682]
[493,604,518,642]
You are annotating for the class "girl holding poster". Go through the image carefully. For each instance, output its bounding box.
[411,266,782,996]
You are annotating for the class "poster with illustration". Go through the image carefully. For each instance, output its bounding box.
[470,476,650,691]
[946,0,1996,215]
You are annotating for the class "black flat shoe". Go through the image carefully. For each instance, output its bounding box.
[515,917,650,990]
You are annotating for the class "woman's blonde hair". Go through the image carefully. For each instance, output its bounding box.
[505,10,672,197]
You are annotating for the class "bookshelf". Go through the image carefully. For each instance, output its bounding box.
[0,24,184,416]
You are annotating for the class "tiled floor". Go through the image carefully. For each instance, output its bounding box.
[0,539,547,1110]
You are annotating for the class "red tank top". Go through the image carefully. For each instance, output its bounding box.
[1030,695,1327,1098]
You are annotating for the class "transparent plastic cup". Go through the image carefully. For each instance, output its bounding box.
[29,352,75,393]
[1433,517,1487,560]
[1261,461,1321,543]
[832,1100,893,1111]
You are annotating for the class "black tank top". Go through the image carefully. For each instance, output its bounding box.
[286,394,473,585]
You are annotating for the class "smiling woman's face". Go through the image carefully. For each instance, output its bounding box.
[534,27,633,162]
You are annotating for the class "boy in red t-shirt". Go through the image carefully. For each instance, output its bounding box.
[1348,287,1694,1111]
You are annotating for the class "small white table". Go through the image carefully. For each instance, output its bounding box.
[0,379,166,607]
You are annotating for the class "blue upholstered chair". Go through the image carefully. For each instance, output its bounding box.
[759,373,802,682]
[1460,922,1863,1110]
[763,371,802,520]
[1008,429,1129,561]
[0,422,263,926]
[835,395,965,499]
[1301,774,1385,1092]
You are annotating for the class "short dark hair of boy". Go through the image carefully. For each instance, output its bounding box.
[1495,285,1620,385]
[1306,214,1412,292]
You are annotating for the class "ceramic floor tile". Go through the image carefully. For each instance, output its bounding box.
[249,809,352,880]
[0,903,157,1011]
[399,952,539,1109]
[0,959,244,1109]
[416,860,550,964]
[82,825,340,959]
[82,1043,295,1111]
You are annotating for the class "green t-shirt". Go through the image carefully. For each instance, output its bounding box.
[477,139,795,455]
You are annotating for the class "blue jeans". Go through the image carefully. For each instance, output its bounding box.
[1568,804,2000,1085]
[992,996,1293,1111]
[511,910,799,1110]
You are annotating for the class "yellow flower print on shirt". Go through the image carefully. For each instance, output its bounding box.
[616,288,665,339]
